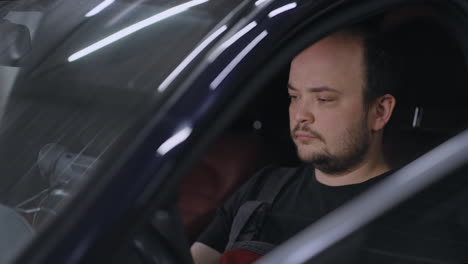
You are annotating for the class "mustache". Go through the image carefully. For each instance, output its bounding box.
[292,124,324,142]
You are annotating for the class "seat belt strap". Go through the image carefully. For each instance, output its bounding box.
[225,166,301,251]
[226,200,264,251]
[257,167,300,204]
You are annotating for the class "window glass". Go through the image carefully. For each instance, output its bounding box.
[0,0,240,261]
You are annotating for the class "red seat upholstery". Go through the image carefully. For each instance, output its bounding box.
[178,133,262,242]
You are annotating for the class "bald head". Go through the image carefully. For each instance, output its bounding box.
[289,31,366,100]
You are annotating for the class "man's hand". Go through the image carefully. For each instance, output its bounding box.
[191,242,221,264]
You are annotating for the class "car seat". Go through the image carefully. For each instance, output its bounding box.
[178,132,262,242]
[382,17,468,167]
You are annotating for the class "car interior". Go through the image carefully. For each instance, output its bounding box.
[1,1,468,263]
[176,2,468,258]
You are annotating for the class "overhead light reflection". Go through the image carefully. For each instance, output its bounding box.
[268,2,297,18]
[210,30,268,90]
[156,126,192,155]
[158,25,228,92]
[85,0,115,17]
[69,0,209,62]
[208,21,257,62]
[255,0,269,6]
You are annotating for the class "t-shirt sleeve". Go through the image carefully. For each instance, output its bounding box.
[196,166,273,252]
[196,202,233,252]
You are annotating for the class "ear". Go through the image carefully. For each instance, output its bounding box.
[369,94,396,132]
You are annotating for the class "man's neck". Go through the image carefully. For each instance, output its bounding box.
[314,150,391,187]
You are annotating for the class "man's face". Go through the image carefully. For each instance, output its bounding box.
[288,32,371,174]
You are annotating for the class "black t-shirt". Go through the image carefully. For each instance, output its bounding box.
[198,165,391,251]
[198,164,468,263]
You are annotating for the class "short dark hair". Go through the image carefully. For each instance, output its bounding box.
[343,22,401,107]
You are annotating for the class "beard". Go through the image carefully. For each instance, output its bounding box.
[292,117,370,175]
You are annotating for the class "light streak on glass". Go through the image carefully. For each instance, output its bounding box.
[69,0,209,62]
[208,21,257,62]
[85,0,115,17]
[158,25,228,92]
[255,0,268,6]
[210,30,268,90]
[268,2,297,18]
[156,126,192,155]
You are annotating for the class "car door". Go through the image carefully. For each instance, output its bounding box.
[4,0,468,263]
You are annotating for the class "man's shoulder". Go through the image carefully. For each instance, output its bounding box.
[245,164,307,199]
[226,164,307,209]
[251,164,305,183]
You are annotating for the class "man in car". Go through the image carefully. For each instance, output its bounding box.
[191,22,399,264]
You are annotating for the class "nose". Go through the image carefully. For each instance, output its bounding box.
[291,100,314,124]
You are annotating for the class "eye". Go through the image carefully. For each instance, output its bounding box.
[317,97,333,102]
[288,94,298,101]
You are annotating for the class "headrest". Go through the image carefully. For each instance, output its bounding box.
[384,18,468,133]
